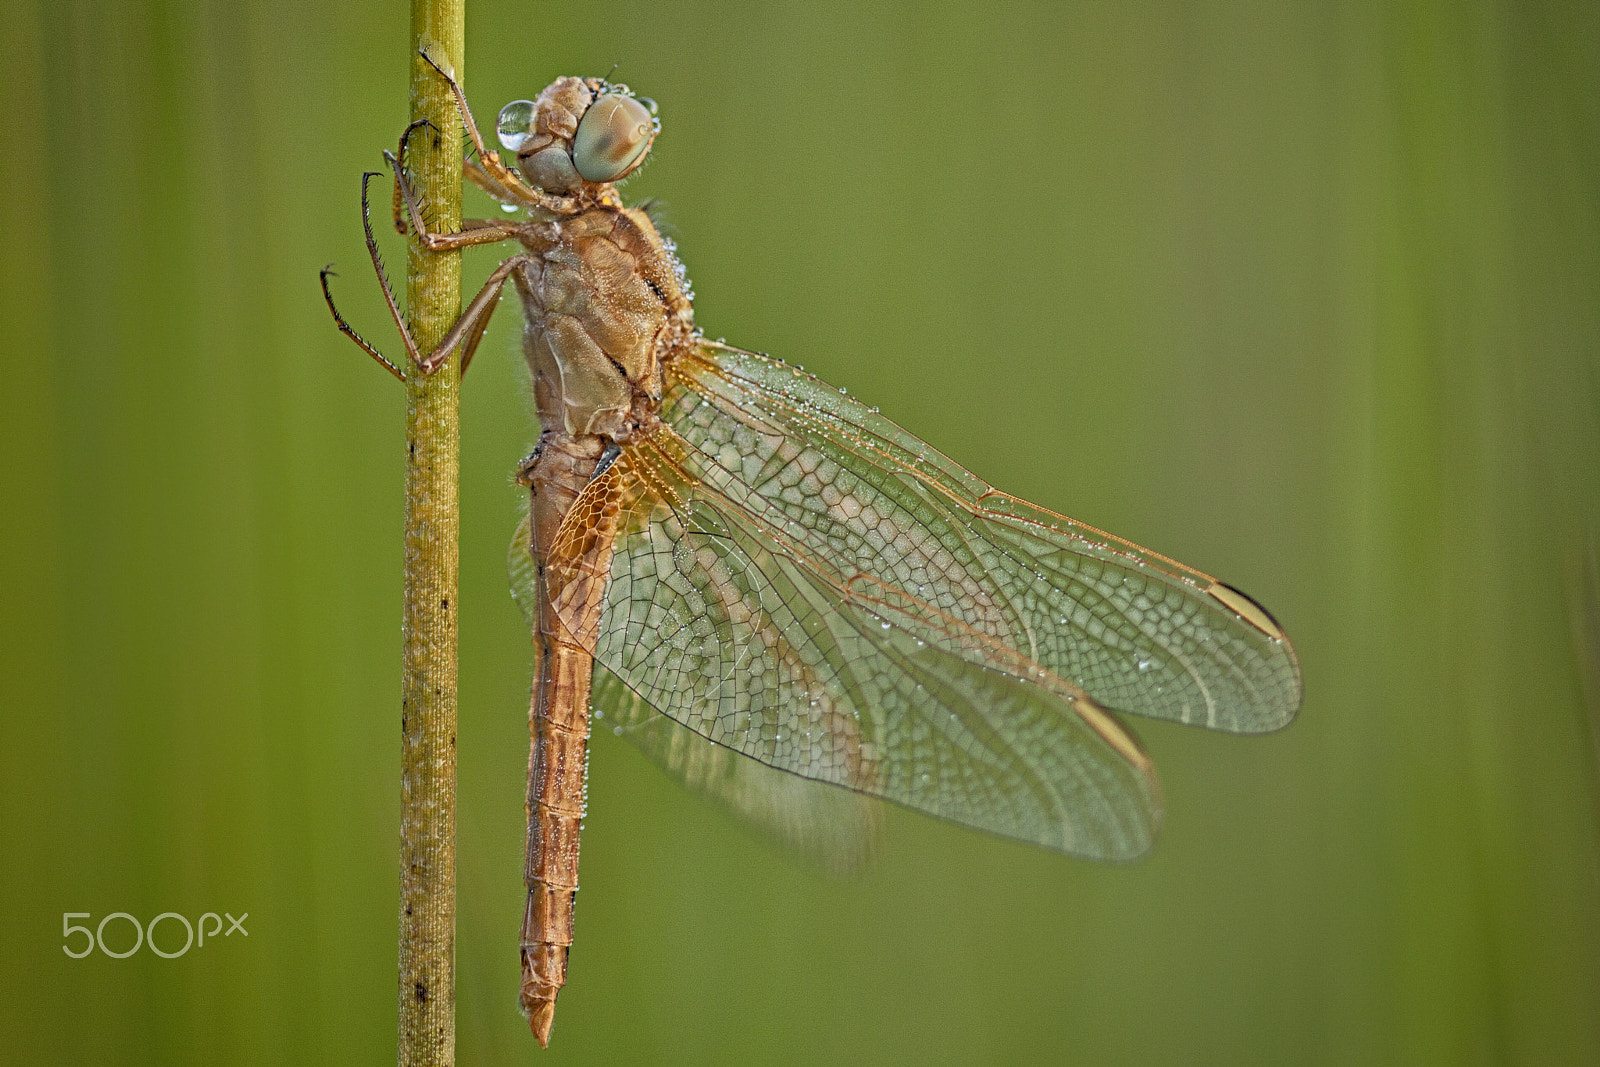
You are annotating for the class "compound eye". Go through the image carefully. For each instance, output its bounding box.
[495,100,537,152]
[571,94,655,182]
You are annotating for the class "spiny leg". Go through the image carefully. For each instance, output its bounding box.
[387,148,525,252]
[325,169,485,380]
[390,119,517,240]
[463,157,525,210]
[392,118,439,235]
[320,264,405,381]
[326,243,529,383]
[327,123,541,381]
[407,114,535,215]
[320,169,419,380]
[399,112,543,217]
[454,289,495,380]
[417,252,536,376]
[416,45,579,215]
[356,169,425,369]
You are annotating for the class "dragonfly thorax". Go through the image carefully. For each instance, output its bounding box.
[515,205,694,439]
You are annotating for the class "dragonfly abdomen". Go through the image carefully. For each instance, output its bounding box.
[521,638,593,1046]
[519,433,625,1046]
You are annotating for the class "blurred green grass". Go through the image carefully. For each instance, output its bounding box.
[2,0,1597,1063]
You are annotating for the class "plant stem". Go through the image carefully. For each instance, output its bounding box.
[398,0,463,1062]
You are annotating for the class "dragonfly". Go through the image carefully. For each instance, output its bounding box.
[324,50,1302,1048]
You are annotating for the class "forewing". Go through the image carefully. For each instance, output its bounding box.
[547,432,1164,861]
[665,343,1303,734]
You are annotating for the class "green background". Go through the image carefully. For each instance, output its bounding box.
[3,0,1598,1063]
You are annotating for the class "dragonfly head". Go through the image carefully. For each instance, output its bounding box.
[496,77,659,195]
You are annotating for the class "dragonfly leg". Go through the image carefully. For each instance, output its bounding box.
[354,170,426,371]
[390,119,438,235]
[515,438,547,487]
[320,264,405,381]
[387,147,526,252]
[319,169,422,381]
[417,45,579,216]
[324,171,528,381]
[463,157,525,210]
[389,120,513,238]
[416,252,537,377]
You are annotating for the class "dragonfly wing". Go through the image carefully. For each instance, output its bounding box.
[591,666,881,874]
[515,341,1299,860]
[664,343,1303,734]
[534,443,1163,861]
[511,516,880,873]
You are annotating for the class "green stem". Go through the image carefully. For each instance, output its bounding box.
[398,0,463,1063]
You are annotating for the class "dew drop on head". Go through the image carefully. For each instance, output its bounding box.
[496,99,538,152]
